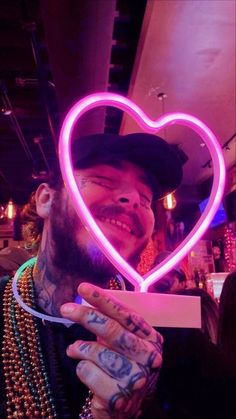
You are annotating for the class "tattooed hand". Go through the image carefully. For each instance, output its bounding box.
[61,283,163,419]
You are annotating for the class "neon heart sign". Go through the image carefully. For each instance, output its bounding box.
[58,92,225,292]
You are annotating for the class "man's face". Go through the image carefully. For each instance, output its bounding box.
[168,275,185,293]
[50,160,155,280]
[74,161,155,262]
[150,273,185,294]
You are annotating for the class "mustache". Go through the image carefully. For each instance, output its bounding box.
[89,204,145,238]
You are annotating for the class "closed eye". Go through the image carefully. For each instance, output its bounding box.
[140,193,152,207]
[89,176,116,189]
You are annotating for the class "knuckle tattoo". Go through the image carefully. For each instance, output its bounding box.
[104,295,127,315]
[98,348,132,379]
[108,357,161,414]
[108,370,145,412]
[92,290,100,298]
[126,313,151,337]
[87,310,108,325]
[152,334,163,354]
[78,342,91,354]
[115,331,147,357]
[147,350,162,369]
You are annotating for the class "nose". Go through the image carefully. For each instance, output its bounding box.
[114,187,140,209]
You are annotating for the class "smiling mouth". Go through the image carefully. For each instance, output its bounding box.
[99,217,135,235]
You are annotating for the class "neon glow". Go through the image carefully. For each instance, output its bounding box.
[58,92,226,292]
[0,205,5,219]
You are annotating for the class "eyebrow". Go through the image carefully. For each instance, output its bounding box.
[87,171,152,191]
[102,159,154,190]
[81,159,158,197]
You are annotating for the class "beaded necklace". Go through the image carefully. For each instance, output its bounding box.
[2,265,57,418]
[2,265,122,418]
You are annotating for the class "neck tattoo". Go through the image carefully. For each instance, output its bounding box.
[3,261,122,418]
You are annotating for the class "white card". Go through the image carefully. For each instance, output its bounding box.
[83,290,201,328]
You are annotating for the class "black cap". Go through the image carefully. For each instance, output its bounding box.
[72,133,183,199]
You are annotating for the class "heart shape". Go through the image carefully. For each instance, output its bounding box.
[58,92,225,292]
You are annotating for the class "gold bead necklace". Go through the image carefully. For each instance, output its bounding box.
[2,266,122,418]
[2,266,57,418]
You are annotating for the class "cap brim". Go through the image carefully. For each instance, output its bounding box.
[73,133,183,199]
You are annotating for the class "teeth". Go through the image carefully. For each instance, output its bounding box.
[100,217,133,234]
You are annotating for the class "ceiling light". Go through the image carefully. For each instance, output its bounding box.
[5,199,15,220]
[157,92,167,100]
[163,193,177,210]
[0,205,5,219]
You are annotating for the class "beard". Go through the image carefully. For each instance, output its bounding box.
[49,191,147,287]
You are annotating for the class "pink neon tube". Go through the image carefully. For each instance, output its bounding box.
[58,92,226,292]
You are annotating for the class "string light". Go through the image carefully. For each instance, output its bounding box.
[224,225,236,272]
[0,205,5,219]
[137,240,157,275]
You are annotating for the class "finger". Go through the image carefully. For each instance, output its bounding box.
[61,304,162,367]
[90,395,112,419]
[91,395,137,419]
[77,360,147,413]
[67,340,141,382]
[77,282,163,345]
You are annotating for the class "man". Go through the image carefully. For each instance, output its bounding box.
[0,132,183,418]
[149,251,187,294]
[0,246,31,277]
[153,267,186,294]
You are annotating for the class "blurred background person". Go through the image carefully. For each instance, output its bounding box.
[0,246,30,279]
[153,285,233,418]
[149,251,187,293]
[218,270,236,373]
[176,287,219,345]
[155,322,234,419]
[20,191,43,255]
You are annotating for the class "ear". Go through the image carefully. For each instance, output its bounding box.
[35,183,54,219]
